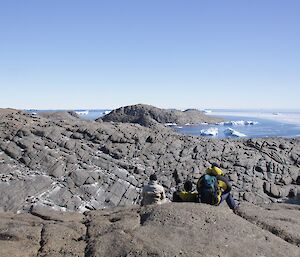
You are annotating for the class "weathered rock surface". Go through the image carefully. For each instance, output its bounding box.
[0,206,86,257]
[0,107,299,212]
[238,202,300,246]
[98,104,224,126]
[0,203,299,257]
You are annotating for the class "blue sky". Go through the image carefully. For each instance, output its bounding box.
[0,0,299,110]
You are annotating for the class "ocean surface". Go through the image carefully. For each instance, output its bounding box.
[175,109,300,139]
[26,109,300,139]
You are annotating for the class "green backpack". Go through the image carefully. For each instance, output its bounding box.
[199,174,219,205]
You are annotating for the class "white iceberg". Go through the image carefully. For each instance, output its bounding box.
[75,110,89,115]
[200,127,218,136]
[218,120,258,126]
[203,109,212,114]
[164,123,177,126]
[224,128,246,137]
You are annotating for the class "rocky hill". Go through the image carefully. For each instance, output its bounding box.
[0,202,299,257]
[97,104,224,126]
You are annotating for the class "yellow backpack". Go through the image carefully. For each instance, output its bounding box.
[206,166,224,176]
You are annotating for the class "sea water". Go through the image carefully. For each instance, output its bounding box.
[25,109,300,139]
[77,109,111,120]
[78,109,300,138]
[173,110,300,138]
[207,109,300,138]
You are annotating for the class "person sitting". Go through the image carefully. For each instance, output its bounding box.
[141,174,167,206]
[173,180,198,202]
[197,163,238,212]
[205,162,225,176]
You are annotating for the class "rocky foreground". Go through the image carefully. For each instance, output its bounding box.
[0,104,299,256]
[0,203,299,257]
[0,105,299,212]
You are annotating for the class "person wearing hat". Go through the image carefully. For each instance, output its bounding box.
[141,174,167,206]
[172,180,198,202]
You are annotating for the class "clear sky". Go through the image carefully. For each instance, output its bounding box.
[0,0,299,110]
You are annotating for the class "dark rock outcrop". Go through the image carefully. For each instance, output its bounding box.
[98,104,224,126]
[38,110,80,121]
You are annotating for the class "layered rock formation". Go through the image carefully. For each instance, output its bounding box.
[0,203,299,257]
[0,107,299,213]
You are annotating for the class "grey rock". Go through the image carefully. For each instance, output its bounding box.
[99,104,224,126]
[0,212,42,257]
[71,132,84,139]
[70,170,91,187]
[264,182,283,198]
[1,142,22,160]
[48,161,66,178]
[281,175,293,185]
[84,203,300,257]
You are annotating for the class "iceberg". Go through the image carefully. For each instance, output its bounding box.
[218,120,258,126]
[75,110,89,115]
[200,127,218,136]
[103,110,111,115]
[165,123,177,126]
[224,128,246,137]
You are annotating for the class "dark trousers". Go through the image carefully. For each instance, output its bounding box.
[220,192,236,209]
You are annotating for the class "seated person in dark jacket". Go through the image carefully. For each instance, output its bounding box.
[173,180,198,202]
